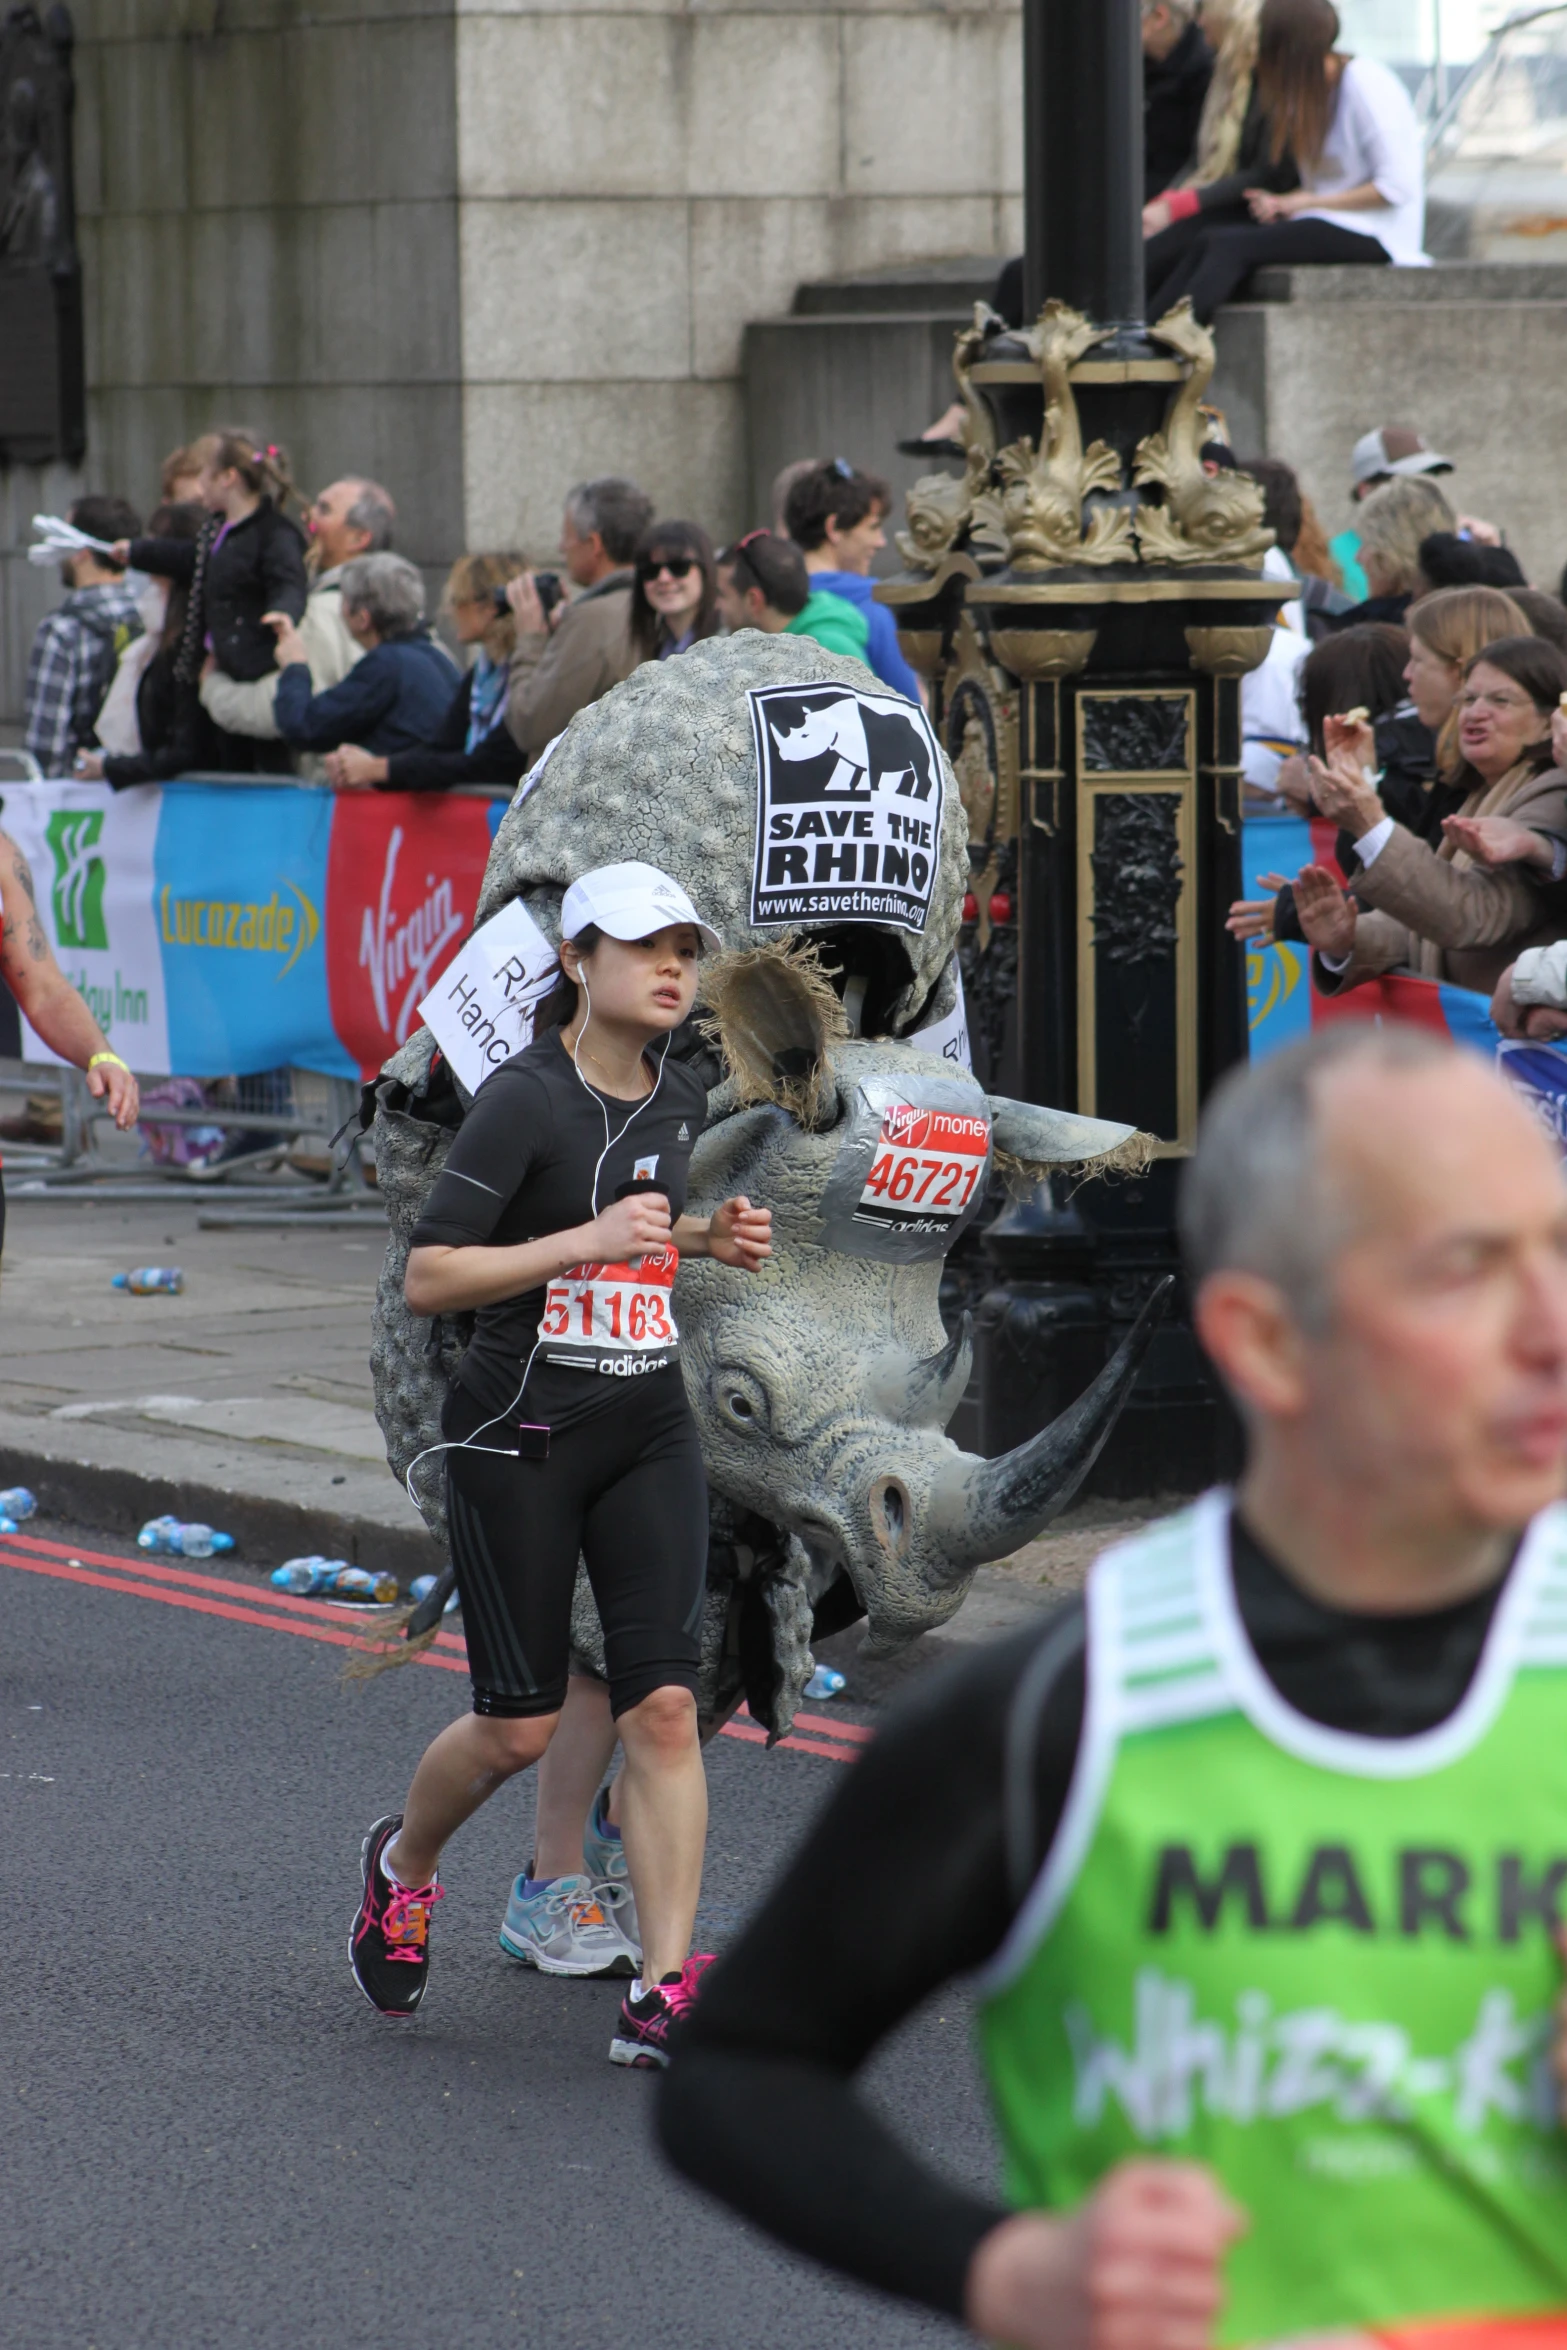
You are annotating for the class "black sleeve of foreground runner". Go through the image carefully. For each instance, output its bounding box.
[658,1607,1087,2318]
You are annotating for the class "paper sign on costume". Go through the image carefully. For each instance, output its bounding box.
[540,1246,680,1375]
[907,966,973,1072]
[418,896,559,1096]
[855,1104,990,1236]
[748,682,945,934]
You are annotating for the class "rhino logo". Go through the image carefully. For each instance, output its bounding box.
[748,683,945,935]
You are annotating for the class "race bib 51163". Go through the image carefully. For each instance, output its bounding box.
[539,1247,680,1376]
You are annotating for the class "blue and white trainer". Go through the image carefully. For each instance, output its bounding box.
[499,1873,636,1978]
[583,1790,640,1960]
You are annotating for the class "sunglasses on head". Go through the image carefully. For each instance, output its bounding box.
[638,554,697,582]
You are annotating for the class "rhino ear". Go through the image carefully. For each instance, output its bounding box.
[699,937,849,1127]
[986,1094,1152,1178]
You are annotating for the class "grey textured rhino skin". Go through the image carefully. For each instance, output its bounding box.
[369,635,1156,1739]
[473,631,968,1035]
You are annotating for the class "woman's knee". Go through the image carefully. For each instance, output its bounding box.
[472,1709,558,1771]
[618,1683,698,1759]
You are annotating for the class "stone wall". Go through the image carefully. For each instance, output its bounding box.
[1211,264,1567,590]
[3,0,464,730]
[3,0,1023,727]
[453,0,1023,554]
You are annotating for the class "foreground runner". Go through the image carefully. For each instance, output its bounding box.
[661,1024,1567,2345]
[0,827,138,1250]
[350,862,771,2065]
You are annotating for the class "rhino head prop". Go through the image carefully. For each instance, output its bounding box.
[369,633,1163,1732]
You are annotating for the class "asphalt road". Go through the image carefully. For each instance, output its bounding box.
[6,1518,995,2350]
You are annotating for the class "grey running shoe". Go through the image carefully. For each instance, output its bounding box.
[583,1790,640,1957]
[498,1873,635,1978]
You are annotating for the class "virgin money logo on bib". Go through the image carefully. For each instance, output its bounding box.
[748,683,945,934]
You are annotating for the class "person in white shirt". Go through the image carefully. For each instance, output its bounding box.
[1146,0,1426,326]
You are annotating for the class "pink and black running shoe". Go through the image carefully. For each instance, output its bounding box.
[349,1813,444,2017]
[608,1952,715,2069]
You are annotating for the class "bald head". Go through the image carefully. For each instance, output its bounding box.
[310,477,395,571]
[1180,1025,1556,1331]
[1187,1026,1567,1537]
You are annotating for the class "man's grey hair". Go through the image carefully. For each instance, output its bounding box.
[340,551,425,641]
[1143,0,1197,19]
[1178,1024,1456,1332]
[563,476,655,567]
[343,478,396,553]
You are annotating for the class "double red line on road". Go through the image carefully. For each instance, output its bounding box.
[0,1532,868,1766]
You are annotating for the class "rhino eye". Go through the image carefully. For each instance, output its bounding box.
[717,1372,768,1433]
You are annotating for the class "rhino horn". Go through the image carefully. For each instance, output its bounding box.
[923,1278,1173,1573]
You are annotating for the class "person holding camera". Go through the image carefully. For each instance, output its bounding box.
[503,477,653,765]
[324,553,527,794]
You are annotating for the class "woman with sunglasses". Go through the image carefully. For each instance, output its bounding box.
[629,522,721,664]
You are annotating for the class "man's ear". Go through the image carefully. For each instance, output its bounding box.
[1194,1270,1313,1422]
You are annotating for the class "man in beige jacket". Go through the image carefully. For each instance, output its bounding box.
[503,476,652,764]
[200,477,396,773]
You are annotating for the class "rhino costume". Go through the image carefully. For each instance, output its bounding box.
[369,635,1160,1740]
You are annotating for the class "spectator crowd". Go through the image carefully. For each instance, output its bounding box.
[22,0,1567,1051]
[22,440,911,797]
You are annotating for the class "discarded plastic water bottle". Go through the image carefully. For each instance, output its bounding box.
[271,1556,396,1603]
[804,1664,846,1700]
[0,1486,37,1522]
[270,1555,343,1594]
[409,1572,459,1617]
[0,1517,17,1536]
[137,1516,234,1559]
[113,1267,185,1295]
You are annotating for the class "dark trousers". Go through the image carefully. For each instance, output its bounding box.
[1147,217,1390,326]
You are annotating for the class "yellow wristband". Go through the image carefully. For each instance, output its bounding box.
[88,1051,128,1072]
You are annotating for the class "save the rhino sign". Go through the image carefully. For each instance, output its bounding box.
[748,683,945,934]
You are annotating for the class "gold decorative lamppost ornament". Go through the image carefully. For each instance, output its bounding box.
[876,0,1289,1494]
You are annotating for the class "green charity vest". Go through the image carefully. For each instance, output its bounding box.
[976,1492,1567,2349]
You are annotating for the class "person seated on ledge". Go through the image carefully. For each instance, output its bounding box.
[1292,635,1567,998]
[1144,0,1428,329]
[266,553,455,763]
[715,530,870,664]
[324,552,525,795]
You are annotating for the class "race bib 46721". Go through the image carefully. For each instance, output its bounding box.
[856,1104,990,1235]
[539,1247,680,1376]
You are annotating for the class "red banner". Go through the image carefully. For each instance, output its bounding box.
[325,794,498,1075]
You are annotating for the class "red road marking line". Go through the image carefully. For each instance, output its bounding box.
[739,1702,872,1745]
[0,1541,858,1760]
[1,1531,468,1652]
[0,1547,470,1673]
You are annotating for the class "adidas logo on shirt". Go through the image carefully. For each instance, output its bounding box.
[677,1122,690,1141]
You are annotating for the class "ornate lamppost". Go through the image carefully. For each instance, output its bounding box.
[880,0,1288,1493]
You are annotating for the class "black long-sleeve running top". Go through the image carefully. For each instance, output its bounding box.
[657,1515,1510,2321]
[410,1027,707,1429]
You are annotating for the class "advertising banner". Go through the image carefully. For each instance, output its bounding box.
[0,779,505,1079]
[747,682,945,932]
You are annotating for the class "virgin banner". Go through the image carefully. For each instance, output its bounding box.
[0,778,505,1078]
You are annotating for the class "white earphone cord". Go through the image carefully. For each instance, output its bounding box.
[404,962,673,1508]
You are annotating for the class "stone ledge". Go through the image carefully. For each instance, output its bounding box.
[1240,260,1567,304]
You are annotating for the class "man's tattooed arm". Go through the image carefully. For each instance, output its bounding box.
[0,830,50,974]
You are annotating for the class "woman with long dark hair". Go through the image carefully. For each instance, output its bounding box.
[628,522,720,664]
[1146,0,1427,326]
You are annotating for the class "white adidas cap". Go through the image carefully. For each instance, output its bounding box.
[560,861,722,953]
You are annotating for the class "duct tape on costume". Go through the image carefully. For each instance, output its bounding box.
[815,1076,992,1263]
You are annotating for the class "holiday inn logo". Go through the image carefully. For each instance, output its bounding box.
[46,809,107,950]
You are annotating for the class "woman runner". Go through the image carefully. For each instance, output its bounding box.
[349,862,772,2065]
